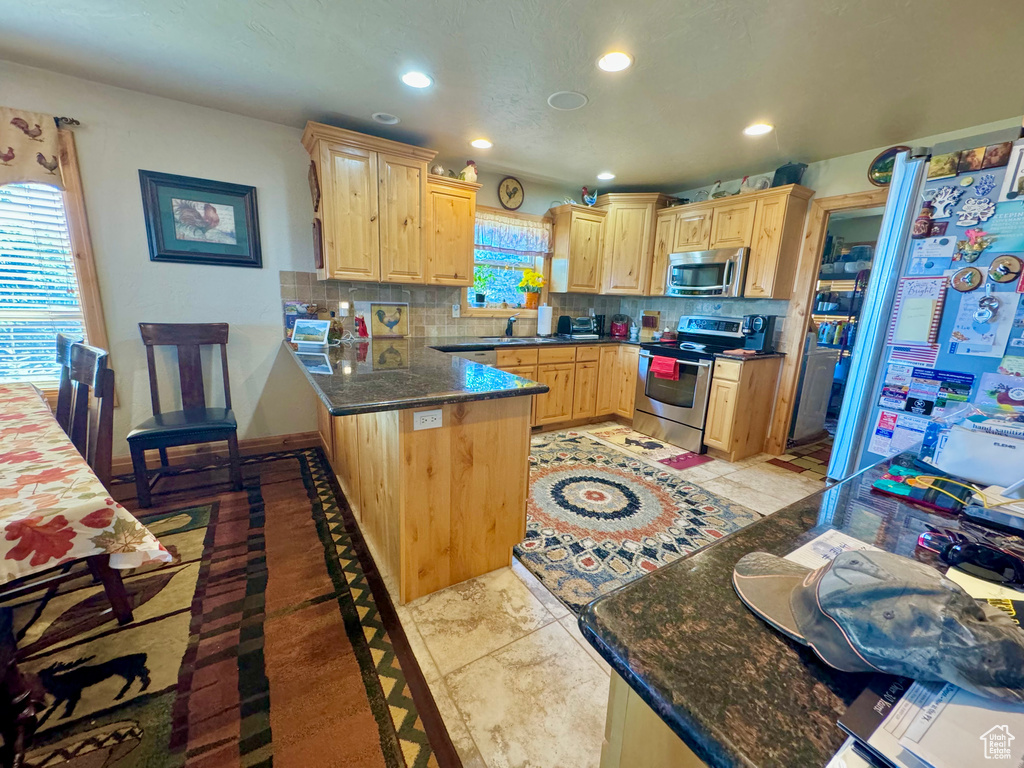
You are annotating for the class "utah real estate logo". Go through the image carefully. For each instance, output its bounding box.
[980,725,1015,760]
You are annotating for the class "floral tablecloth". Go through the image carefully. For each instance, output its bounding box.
[0,383,170,584]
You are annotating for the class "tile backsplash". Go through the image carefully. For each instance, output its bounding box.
[280,271,787,339]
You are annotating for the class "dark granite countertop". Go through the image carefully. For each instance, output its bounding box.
[579,452,964,768]
[430,335,640,352]
[285,338,549,416]
[714,351,786,361]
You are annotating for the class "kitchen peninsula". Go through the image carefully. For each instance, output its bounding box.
[286,338,547,603]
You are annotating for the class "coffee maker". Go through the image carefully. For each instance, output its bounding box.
[741,314,777,354]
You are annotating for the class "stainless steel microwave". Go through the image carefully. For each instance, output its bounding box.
[665,247,748,298]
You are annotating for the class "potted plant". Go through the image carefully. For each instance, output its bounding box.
[518,268,545,310]
[473,266,492,305]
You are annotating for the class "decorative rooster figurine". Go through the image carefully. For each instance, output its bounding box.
[582,186,597,206]
[459,160,478,182]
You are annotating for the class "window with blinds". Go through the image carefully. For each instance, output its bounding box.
[0,182,86,383]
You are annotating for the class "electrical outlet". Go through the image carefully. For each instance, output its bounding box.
[452,303,461,318]
[413,409,443,431]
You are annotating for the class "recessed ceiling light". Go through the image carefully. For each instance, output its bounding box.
[401,71,432,88]
[470,138,493,149]
[597,52,633,72]
[547,91,589,111]
[371,112,401,125]
[597,172,616,181]
[743,122,774,136]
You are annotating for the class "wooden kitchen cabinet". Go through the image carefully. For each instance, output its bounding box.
[303,121,436,283]
[704,355,782,461]
[708,199,757,249]
[424,176,480,286]
[573,361,599,419]
[497,363,539,425]
[616,345,640,418]
[648,213,676,296]
[671,205,713,252]
[549,203,607,293]
[744,188,812,299]
[596,346,620,415]
[596,193,672,295]
[535,363,576,424]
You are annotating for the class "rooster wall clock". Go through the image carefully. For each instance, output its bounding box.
[139,170,262,268]
[498,176,524,211]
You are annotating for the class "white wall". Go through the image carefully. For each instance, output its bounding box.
[1,61,317,455]
[434,161,578,216]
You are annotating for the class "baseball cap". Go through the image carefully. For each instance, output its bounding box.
[732,549,1024,703]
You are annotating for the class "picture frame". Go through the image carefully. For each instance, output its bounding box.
[290,318,330,344]
[139,170,262,268]
[868,146,910,187]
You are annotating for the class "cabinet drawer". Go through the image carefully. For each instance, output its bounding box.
[714,358,742,382]
[538,346,577,364]
[575,345,600,362]
[497,347,539,367]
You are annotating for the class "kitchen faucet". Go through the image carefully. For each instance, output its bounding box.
[505,314,519,337]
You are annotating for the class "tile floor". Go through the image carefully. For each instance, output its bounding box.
[384,423,824,768]
[767,436,835,480]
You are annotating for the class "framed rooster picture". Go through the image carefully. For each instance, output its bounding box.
[139,170,262,268]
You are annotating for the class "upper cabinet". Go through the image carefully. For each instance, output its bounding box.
[302,122,438,283]
[708,199,757,249]
[549,204,606,293]
[595,193,672,295]
[424,176,480,286]
[649,184,813,299]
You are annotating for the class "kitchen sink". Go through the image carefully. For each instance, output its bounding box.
[476,336,563,344]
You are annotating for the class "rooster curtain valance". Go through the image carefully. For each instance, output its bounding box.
[475,209,552,257]
[0,107,64,190]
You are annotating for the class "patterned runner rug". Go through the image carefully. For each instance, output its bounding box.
[514,431,760,615]
[4,449,458,768]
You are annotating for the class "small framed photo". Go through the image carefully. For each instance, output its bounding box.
[957,146,986,174]
[139,170,262,268]
[927,151,961,180]
[290,318,330,344]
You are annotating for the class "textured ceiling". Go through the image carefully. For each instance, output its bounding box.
[2,0,1022,190]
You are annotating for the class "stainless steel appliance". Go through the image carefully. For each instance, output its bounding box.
[558,317,600,340]
[665,248,748,298]
[633,315,745,451]
[741,314,777,353]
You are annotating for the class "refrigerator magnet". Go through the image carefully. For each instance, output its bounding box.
[998,142,1024,201]
[951,266,983,292]
[927,151,961,180]
[989,255,1022,284]
[955,197,996,227]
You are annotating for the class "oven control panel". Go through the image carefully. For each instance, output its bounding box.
[677,315,744,337]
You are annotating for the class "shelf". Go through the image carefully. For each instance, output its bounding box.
[816,279,860,292]
[812,312,857,318]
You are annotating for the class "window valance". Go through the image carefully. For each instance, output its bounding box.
[474,209,551,257]
[0,107,64,190]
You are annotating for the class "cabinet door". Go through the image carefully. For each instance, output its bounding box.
[648,214,675,295]
[499,365,539,425]
[601,203,654,295]
[320,142,380,281]
[425,181,475,286]
[567,212,605,293]
[572,361,599,419]
[704,379,738,450]
[745,194,789,299]
[708,199,757,250]
[672,206,713,252]
[535,363,576,424]
[596,346,619,415]
[616,346,640,417]
[332,414,362,519]
[378,153,426,283]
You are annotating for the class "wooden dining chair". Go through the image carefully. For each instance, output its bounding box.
[51,336,133,624]
[127,323,243,508]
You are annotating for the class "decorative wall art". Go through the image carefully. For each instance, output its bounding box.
[868,146,910,187]
[498,176,524,211]
[352,302,410,339]
[139,170,262,268]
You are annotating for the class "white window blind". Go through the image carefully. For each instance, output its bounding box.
[0,182,85,383]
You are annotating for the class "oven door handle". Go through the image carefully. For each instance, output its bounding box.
[639,351,712,367]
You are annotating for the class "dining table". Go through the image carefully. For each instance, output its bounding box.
[0,382,171,757]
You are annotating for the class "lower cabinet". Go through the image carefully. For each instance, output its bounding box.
[596,346,619,414]
[616,346,640,418]
[535,363,576,424]
[498,363,539,425]
[703,356,782,462]
[573,361,599,419]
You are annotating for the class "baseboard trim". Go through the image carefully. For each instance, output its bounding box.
[532,414,631,434]
[111,431,320,475]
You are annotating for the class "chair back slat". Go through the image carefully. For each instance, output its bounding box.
[137,323,232,414]
[55,332,81,434]
[57,340,115,487]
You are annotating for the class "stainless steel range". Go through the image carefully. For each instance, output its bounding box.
[633,315,745,452]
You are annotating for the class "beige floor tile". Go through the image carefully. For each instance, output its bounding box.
[446,622,609,768]
[393,603,441,683]
[719,464,821,505]
[408,567,555,676]
[673,460,735,482]
[699,476,790,515]
[511,557,570,620]
[429,677,488,768]
[558,614,611,676]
